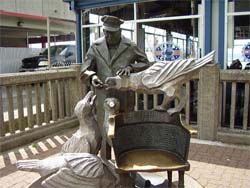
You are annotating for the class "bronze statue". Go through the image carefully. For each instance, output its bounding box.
[16,91,120,188]
[80,15,149,131]
[61,91,101,154]
[106,51,215,114]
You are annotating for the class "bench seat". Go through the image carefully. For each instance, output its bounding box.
[116,149,190,173]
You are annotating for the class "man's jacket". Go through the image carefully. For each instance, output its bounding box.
[80,36,149,126]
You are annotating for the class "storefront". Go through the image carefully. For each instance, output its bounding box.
[64,0,250,70]
[225,0,250,69]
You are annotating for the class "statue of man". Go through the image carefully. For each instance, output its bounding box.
[80,15,149,134]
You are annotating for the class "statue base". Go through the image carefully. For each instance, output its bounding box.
[27,172,202,188]
[135,172,203,188]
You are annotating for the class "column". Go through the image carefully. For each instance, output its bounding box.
[198,64,220,140]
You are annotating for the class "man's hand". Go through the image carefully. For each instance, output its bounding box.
[116,66,133,76]
[91,75,103,88]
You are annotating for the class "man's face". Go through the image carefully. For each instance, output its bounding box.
[103,29,121,46]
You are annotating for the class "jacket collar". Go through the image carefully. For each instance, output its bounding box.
[95,36,130,65]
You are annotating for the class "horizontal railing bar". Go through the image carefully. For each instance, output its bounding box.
[0,69,77,86]
[220,70,250,82]
[219,127,250,134]
[191,74,199,80]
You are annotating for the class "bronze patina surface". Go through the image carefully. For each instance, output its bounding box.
[116,149,190,172]
[112,111,191,170]
[80,15,149,129]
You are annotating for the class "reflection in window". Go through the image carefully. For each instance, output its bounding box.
[227,0,250,12]
[143,25,198,62]
[89,14,100,24]
[122,30,133,40]
[227,15,250,69]
[137,1,200,19]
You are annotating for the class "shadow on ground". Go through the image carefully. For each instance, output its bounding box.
[0,128,76,177]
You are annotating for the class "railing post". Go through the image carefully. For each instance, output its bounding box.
[0,87,5,137]
[43,82,50,123]
[198,64,220,141]
[50,80,58,122]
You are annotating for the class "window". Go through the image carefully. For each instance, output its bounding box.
[82,0,202,62]
[226,0,250,69]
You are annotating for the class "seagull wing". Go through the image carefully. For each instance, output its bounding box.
[64,153,104,178]
[42,153,104,188]
[42,168,101,188]
[142,51,215,89]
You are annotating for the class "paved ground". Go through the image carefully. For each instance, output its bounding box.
[0,127,249,188]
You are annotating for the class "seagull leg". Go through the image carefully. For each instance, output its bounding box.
[154,94,174,111]
[167,86,187,115]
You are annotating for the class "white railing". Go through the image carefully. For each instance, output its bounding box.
[0,65,85,151]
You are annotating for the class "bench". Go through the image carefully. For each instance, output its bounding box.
[110,110,191,188]
[179,113,198,136]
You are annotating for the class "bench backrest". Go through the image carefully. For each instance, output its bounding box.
[112,111,191,162]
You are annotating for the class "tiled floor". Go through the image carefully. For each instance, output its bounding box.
[0,128,75,188]
[0,128,249,188]
[187,139,250,188]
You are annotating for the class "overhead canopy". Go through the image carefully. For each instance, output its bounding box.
[63,0,148,10]
[63,0,200,37]
[64,0,249,37]
[64,0,250,65]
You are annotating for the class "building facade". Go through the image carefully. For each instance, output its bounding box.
[64,0,250,70]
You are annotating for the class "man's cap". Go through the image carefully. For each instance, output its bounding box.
[101,15,124,32]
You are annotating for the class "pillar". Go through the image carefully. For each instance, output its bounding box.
[75,10,82,64]
[198,64,220,140]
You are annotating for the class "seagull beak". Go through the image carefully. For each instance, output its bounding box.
[90,95,96,106]
[85,91,94,101]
